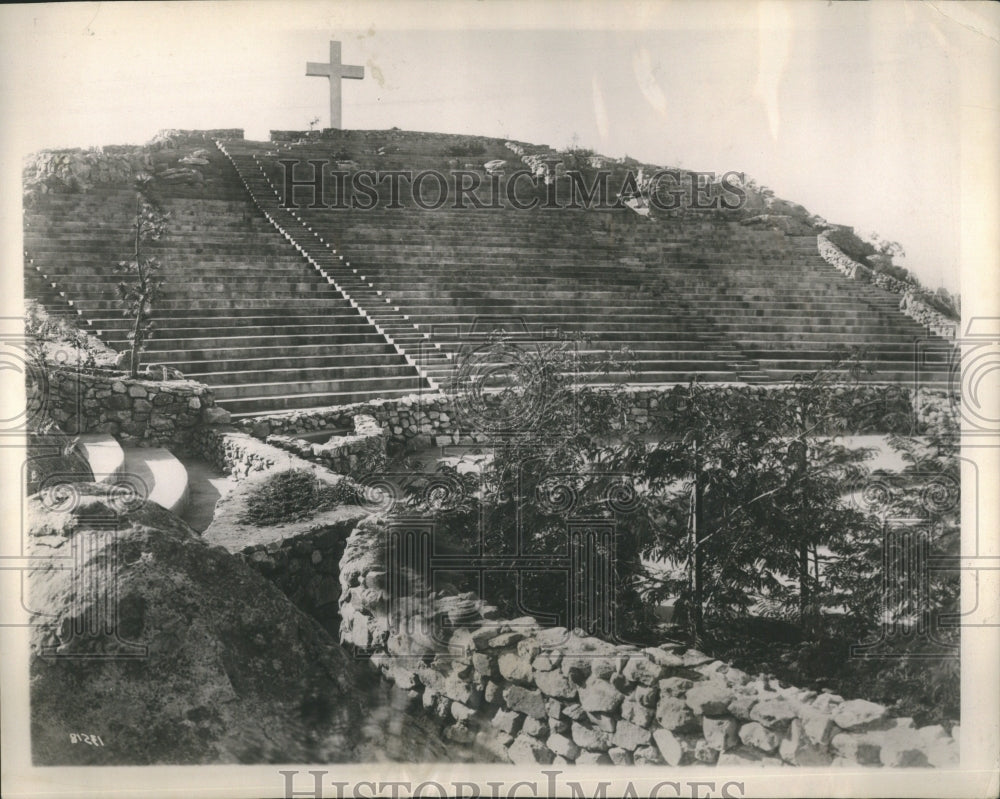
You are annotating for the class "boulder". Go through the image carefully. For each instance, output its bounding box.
[738,721,780,753]
[546,732,580,760]
[612,720,651,751]
[533,668,578,700]
[749,697,798,730]
[622,656,665,687]
[703,716,739,751]
[571,721,612,752]
[497,652,533,685]
[26,485,374,765]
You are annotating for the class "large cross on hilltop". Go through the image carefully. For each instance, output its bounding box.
[306,40,364,129]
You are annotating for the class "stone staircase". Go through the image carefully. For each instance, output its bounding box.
[24,130,954,422]
[23,158,429,417]
[235,134,951,386]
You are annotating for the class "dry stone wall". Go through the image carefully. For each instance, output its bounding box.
[264,414,387,475]
[336,517,959,768]
[235,384,954,454]
[817,232,958,340]
[196,425,369,637]
[30,365,222,450]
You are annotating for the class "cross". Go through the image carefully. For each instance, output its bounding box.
[306,40,364,129]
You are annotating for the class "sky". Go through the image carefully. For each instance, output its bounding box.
[2,1,999,295]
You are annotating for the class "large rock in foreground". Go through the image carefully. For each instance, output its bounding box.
[27,484,367,765]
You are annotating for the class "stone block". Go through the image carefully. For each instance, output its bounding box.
[571,721,612,752]
[727,691,759,721]
[578,676,624,713]
[507,733,554,765]
[612,719,651,751]
[472,652,497,677]
[878,728,932,767]
[533,668,578,700]
[620,698,654,728]
[585,712,616,734]
[832,699,888,731]
[546,732,580,760]
[738,721,780,753]
[622,656,666,687]
[498,652,534,685]
[651,729,689,766]
[484,680,503,705]
[491,708,523,735]
[633,745,665,765]
[703,716,740,752]
[750,697,798,730]
[488,632,525,649]
[522,716,548,738]
[686,681,734,716]
[634,684,659,707]
[503,685,547,719]
[658,677,694,698]
[799,707,836,745]
[656,696,698,732]
[779,720,833,766]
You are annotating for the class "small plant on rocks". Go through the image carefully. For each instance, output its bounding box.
[241,468,361,526]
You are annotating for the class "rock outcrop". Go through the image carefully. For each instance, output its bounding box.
[27,484,367,765]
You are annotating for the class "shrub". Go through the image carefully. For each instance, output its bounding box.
[240,468,361,526]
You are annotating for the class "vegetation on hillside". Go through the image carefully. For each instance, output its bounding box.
[392,335,959,724]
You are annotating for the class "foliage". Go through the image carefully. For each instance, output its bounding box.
[24,301,104,372]
[396,332,656,638]
[115,183,168,378]
[240,468,362,526]
[639,349,878,638]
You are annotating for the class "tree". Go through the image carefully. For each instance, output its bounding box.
[398,332,656,639]
[116,188,166,378]
[639,351,877,639]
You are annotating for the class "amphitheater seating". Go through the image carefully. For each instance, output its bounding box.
[23,158,428,417]
[229,132,951,387]
[24,129,953,423]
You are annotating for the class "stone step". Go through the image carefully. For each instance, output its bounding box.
[210,373,426,400]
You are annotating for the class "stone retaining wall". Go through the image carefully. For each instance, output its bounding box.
[193,425,303,478]
[336,517,959,768]
[235,384,954,455]
[30,365,224,450]
[263,414,387,475]
[817,232,959,340]
[196,426,369,637]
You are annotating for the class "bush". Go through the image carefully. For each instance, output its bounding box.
[240,468,361,526]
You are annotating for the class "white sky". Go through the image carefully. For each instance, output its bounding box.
[2,1,999,294]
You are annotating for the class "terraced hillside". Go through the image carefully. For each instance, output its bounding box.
[24,129,952,418]
[23,136,427,417]
[228,130,952,387]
